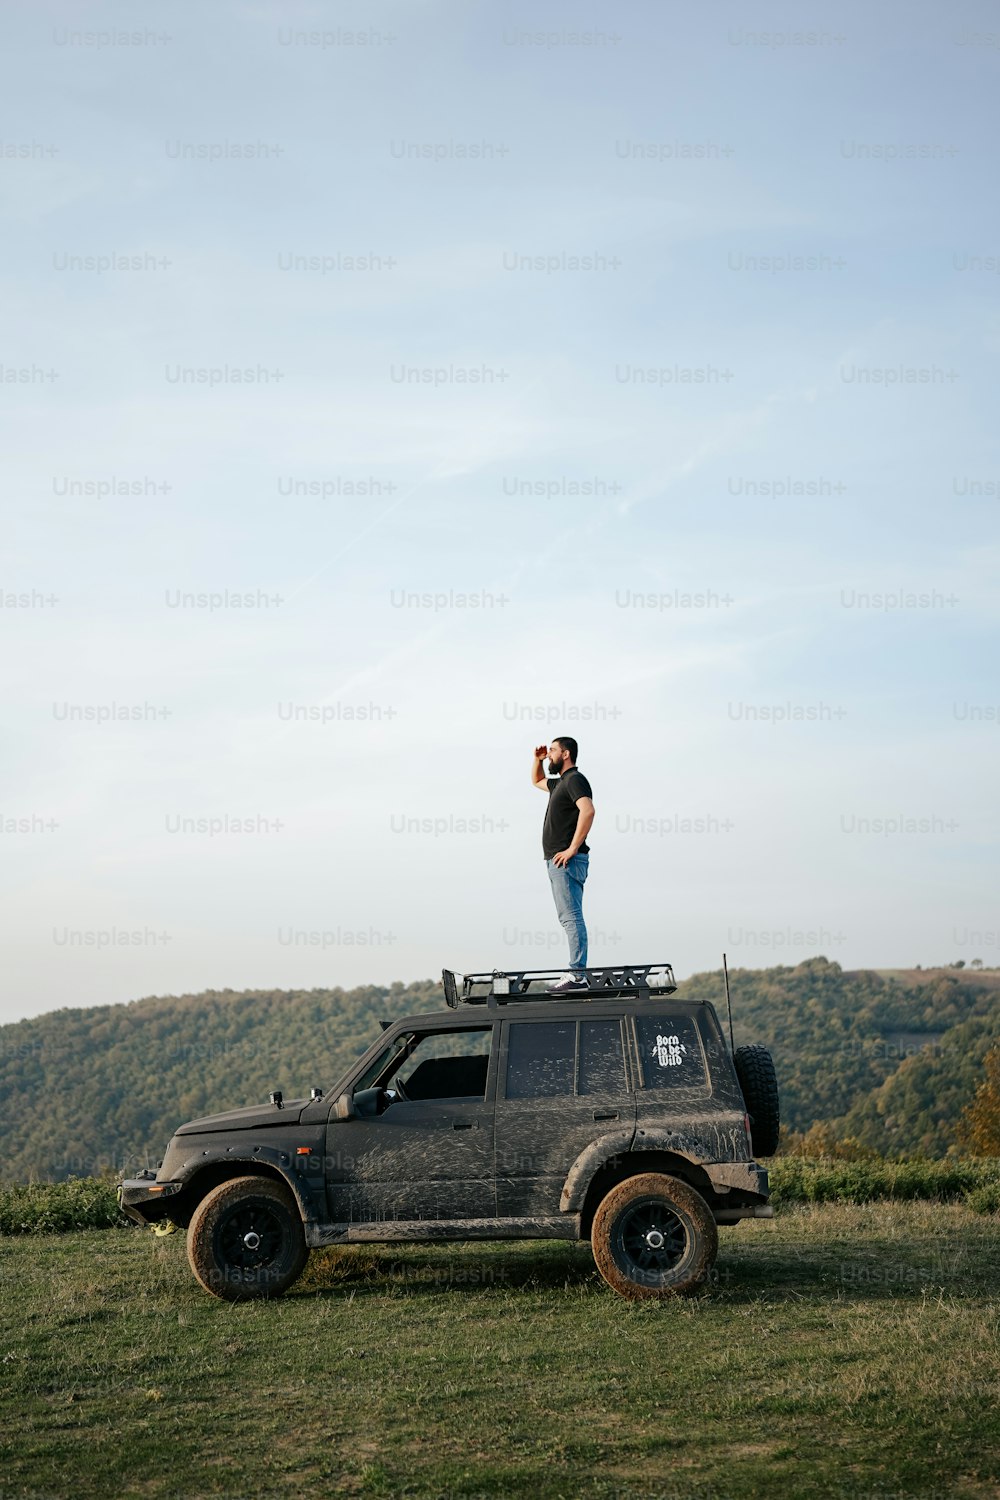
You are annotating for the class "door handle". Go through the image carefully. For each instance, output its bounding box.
[452,1119,479,1130]
[593,1110,619,1121]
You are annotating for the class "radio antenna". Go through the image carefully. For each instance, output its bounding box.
[723,952,735,1053]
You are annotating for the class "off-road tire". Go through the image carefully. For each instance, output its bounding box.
[591,1172,718,1299]
[733,1044,780,1157]
[186,1175,308,1301]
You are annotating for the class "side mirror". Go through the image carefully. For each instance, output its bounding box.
[332,1092,356,1122]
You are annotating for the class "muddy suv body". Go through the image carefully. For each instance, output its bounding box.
[119,964,778,1300]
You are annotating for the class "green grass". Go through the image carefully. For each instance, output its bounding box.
[2,1202,999,1498]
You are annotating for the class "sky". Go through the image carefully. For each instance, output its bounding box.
[1,0,998,1025]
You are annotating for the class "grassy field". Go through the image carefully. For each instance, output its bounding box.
[1,1203,999,1500]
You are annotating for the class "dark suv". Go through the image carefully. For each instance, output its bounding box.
[119,964,779,1301]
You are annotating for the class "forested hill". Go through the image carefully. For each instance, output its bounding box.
[2,960,999,1181]
[711,959,1000,1155]
[1,981,442,1184]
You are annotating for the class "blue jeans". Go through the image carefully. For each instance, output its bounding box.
[546,852,589,971]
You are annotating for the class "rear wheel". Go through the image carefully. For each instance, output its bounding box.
[591,1172,718,1299]
[186,1176,308,1301]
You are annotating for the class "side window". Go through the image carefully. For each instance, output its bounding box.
[504,1020,628,1099]
[387,1028,492,1101]
[634,1016,706,1090]
[577,1020,627,1096]
[505,1021,575,1100]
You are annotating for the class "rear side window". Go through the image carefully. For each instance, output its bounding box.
[505,1021,575,1099]
[578,1020,627,1095]
[505,1019,628,1099]
[634,1015,706,1089]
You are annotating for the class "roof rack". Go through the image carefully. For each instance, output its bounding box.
[441,963,677,1008]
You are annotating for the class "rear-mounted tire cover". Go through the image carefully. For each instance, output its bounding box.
[734,1044,780,1157]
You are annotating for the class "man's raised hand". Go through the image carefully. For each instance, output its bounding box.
[531,745,550,789]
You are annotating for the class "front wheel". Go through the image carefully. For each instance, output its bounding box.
[591,1173,718,1299]
[186,1176,308,1301]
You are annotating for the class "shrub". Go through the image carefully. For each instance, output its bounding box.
[0,1177,125,1234]
[769,1156,1000,1209]
[4,1159,1000,1234]
[965,1181,1000,1216]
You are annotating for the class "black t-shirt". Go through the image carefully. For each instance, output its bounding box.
[542,768,593,860]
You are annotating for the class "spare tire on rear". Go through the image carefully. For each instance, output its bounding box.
[733,1044,780,1157]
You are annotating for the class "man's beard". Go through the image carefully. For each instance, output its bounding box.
[547,757,563,776]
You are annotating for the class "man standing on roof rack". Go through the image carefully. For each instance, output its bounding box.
[531,736,595,994]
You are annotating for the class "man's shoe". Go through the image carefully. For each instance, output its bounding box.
[546,972,588,994]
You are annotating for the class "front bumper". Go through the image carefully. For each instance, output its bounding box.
[118,1176,184,1227]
